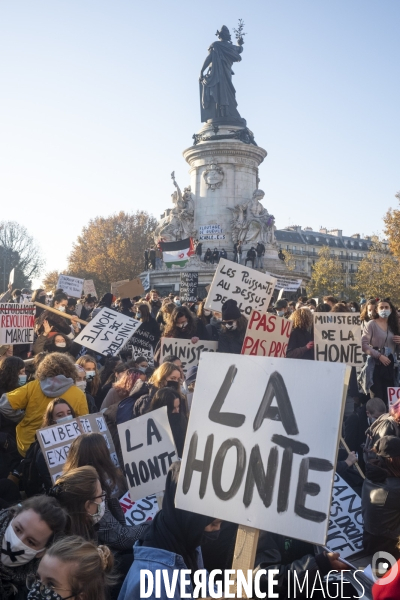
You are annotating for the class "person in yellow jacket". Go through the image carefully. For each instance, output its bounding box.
[0,352,88,456]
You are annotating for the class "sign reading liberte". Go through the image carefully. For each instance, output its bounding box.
[241,311,292,357]
[313,313,363,368]
[0,303,35,344]
[74,307,141,357]
[37,413,118,483]
[205,258,276,317]
[175,353,350,545]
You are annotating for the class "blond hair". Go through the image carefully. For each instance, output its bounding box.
[289,308,313,330]
[76,355,100,395]
[149,362,181,389]
[45,535,115,600]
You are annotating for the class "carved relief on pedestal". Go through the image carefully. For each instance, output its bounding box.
[228,189,276,246]
[203,162,224,191]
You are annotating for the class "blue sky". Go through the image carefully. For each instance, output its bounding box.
[0,1,399,287]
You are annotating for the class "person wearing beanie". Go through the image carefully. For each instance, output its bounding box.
[362,435,400,559]
[217,299,248,355]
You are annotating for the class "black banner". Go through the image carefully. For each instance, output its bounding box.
[180,272,198,302]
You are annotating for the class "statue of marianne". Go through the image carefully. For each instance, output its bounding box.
[199,25,245,124]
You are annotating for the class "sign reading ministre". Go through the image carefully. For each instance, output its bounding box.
[0,303,35,345]
[175,353,350,545]
[313,313,363,367]
[204,258,277,317]
[117,407,177,501]
[37,413,118,483]
[57,275,84,298]
[180,272,198,302]
[74,308,141,357]
[241,311,292,357]
[160,337,218,374]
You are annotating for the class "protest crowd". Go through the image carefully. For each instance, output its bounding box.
[1,270,400,600]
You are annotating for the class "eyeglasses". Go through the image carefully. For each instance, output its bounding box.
[26,574,77,599]
[91,490,107,502]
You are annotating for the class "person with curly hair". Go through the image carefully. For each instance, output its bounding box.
[0,353,88,457]
[286,308,314,360]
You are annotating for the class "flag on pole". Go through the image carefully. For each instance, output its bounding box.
[159,238,194,268]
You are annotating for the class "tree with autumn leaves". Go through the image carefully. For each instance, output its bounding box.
[66,211,157,296]
[306,246,346,298]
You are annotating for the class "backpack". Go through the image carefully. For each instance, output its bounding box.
[116,397,137,425]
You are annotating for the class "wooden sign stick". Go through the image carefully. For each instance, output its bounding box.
[232,525,260,598]
[33,302,89,326]
[340,436,365,479]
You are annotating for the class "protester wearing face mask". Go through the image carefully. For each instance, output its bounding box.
[50,289,80,337]
[196,301,219,341]
[217,299,248,355]
[146,388,187,457]
[27,536,114,600]
[349,301,360,313]
[361,298,400,407]
[344,397,386,474]
[0,353,88,457]
[360,298,377,334]
[75,365,97,413]
[274,299,290,318]
[118,462,220,600]
[76,294,96,321]
[132,302,161,351]
[100,368,143,410]
[0,496,67,599]
[43,332,81,358]
[132,356,149,373]
[160,306,208,349]
[76,356,100,398]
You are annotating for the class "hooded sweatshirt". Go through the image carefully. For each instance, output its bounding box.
[0,378,88,456]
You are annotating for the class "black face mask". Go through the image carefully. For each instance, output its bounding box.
[202,529,221,544]
[166,380,180,391]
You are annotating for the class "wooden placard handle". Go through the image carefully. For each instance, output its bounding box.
[34,302,88,326]
[340,436,365,479]
[231,525,260,598]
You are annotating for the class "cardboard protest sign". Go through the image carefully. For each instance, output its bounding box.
[0,303,35,344]
[241,310,292,358]
[111,279,129,296]
[204,258,276,317]
[326,473,363,558]
[83,280,97,298]
[180,272,198,302]
[266,272,303,292]
[175,353,350,545]
[119,492,159,526]
[130,324,157,365]
[9,268,15,286]
[57,274,84,298]
[37,413,118,483]
[160,337,218,374]
[74,308,141,357]
[388,387,400,407]
[117,407,177,501]
[314,313,363,368]
[117,278,145,299]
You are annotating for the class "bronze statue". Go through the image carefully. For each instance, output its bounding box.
[199,22,246,125]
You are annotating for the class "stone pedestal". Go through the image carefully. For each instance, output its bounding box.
[183,123,267,258]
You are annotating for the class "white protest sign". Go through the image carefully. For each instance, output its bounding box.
[83,280,98,298]
[0,303,35,344]
[314,313,363,368]
[241,310,292,357]
[9,268,15,286]
[160,337,218,374]
[175,354,350,545]
[117,407,177,501]
[204,258,276,317]
[119,492,159,526]
[266,272,303,292]
[74,307,141,357]
[326,473,363,558]
[57,274,84,298]
[388,387,400,407]
[37,413,118,483]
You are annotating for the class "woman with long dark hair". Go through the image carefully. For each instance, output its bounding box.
[362,298,400,407]
[146,388,187,457]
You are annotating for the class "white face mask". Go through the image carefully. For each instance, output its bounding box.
[55,342,66,348]
[1,520,44,567]
[85,370,96,380]
[378,309,391,319]
[225,322,237,330]
[176,322,187,329]
[76,380,87,392]
[56,415,73,424]
[367,310,374,317]
[89,500,106,524]
[56,305,66,312]
[203,309,212,316]
[276,311,285,317]
[350,307,356,312]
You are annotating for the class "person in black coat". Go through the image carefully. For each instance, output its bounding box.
[245,247,256,268]
[204,248,212,264]
[344,397,386,473]
[217,299,247,355]
[219,248,227,260]
[212,248,219,264]
[195,240,203,260]
[286,308,314,360]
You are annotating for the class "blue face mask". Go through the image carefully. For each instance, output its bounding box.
[136,312,142,319]
[18,375,27,386]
